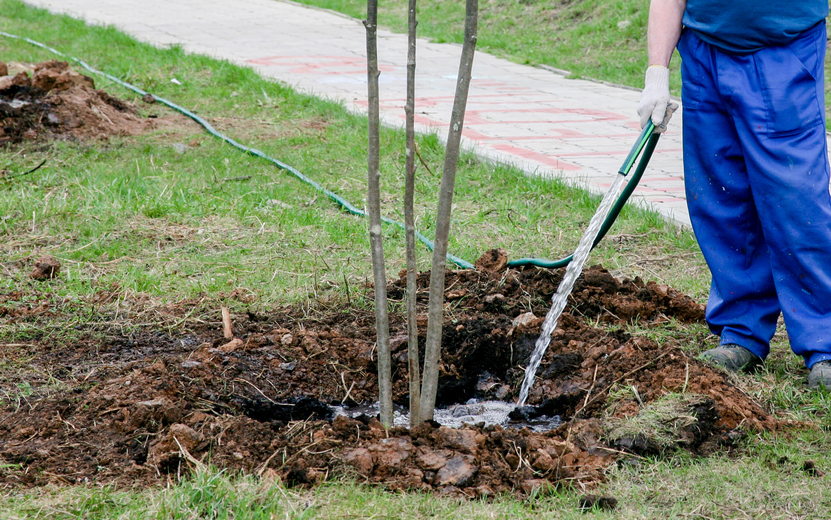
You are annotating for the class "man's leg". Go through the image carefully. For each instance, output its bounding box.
[727,23,831,368]
[677,30,780,362]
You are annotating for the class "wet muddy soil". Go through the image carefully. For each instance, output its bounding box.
[0,259,781,497]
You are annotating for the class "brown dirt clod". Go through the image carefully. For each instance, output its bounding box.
[29,255,60,280]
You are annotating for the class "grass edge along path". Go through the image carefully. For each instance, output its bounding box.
[290,0,831,117]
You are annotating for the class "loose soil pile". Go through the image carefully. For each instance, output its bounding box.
[0,68,781,498]
[0,59,158,145]
[0,258,780,497]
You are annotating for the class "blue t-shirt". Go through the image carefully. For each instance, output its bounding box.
[683,0,828,54]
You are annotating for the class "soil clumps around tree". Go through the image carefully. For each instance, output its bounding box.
[0,255,781,497]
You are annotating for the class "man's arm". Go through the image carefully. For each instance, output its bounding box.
[638,0,686,130]
[647,0,686,67]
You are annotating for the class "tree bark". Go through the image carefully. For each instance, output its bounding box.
[418,0,478,424]
[364,0,393,428]
[404,0,421,428]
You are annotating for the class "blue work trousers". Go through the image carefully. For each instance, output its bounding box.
[677,22,831,368]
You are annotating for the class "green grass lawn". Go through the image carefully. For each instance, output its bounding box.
[0,1,829,518]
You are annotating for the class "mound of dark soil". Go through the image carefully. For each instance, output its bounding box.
[0,59,159,145]
[0,258,781,497]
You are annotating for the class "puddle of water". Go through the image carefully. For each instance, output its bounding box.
[2,99,31,109]
[334,400,562,432]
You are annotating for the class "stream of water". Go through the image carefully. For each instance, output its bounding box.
[516,173,628,406]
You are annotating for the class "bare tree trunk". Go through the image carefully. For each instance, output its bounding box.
[404,0,421,428]
[418,0,478,424]
[364,0,393,428]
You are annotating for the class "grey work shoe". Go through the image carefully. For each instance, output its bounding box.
[700,344,763,373]
[808,361,831,390]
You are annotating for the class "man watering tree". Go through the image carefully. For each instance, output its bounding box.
[638,0,831,388]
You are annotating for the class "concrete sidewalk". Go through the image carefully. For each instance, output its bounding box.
[23,0,691,226]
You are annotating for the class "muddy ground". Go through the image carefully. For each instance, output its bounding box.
[1,261,782,497]
[0,62,782,498]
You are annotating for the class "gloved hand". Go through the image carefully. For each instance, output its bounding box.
[637,65,677,133]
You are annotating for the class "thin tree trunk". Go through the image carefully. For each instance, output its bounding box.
[418,0,478,424]
[404,0,421,428]
[364,0,393,428]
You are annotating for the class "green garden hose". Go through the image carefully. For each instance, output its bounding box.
[0,31,660,271]
[508,125,660,268]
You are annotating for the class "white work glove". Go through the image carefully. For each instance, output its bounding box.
[637,65,678,133]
